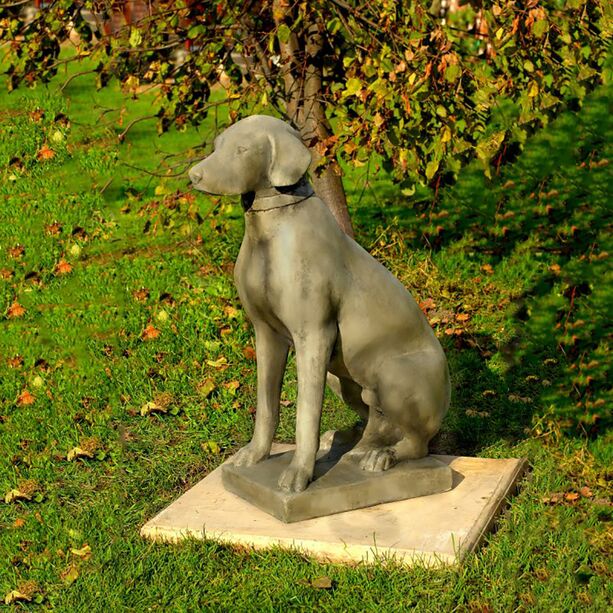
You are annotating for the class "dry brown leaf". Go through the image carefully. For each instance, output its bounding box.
[242,346,256,360]
[7,301,26,318]
[133,288,150,301]
[8,244,24,258]
[13,517,26,528]
[579,486,593,498]
[564,492,580,503]
[37,144,56,161]
[46,221,62,235]
[456,313,470,322]
[54,259,73,275]
[0,268,13,279]
[17,390,35,406]
[481,263,494,275]
[8,355,24,368]
[141,324,160,341]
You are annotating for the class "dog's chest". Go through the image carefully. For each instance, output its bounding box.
[234,234,292,319]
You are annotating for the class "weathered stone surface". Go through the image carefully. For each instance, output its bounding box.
[141,443,527,567]
[221,439,452,523]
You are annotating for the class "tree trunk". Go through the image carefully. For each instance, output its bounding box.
[273,4,354,237]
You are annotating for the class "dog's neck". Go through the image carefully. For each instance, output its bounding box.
[242,177,314,213]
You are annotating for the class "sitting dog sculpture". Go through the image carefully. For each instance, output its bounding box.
[189,115,450,493]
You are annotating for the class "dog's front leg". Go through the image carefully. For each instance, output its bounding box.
[278,324,337,493]
[233,324,289,467]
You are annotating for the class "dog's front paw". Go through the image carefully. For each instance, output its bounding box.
[232,443,269,467]
[360,447,397,472]
[278,463,312,493]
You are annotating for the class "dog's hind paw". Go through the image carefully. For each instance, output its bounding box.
[278,463,312,493]
[359,447,397,472]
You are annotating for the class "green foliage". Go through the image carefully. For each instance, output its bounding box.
[1,1,610,188]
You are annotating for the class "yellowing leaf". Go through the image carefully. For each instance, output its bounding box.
[67,446,95,461]
[70,544,92,560]
[196,378,216,398]
[206,356,228,369]
[528,81,539,98]
[425,159,439,181]
[60,564,79,585]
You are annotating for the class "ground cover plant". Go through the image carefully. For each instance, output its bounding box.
[0,64,612,609]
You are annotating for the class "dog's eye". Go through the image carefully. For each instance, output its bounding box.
[236,146,248,155]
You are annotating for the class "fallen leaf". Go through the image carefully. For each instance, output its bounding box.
[481,263,494,275]
[243,346,256,360]
[0,268,13,279]
[70,544,92,560]
[67,437,101,461]
[46,221,62,235]
[206,356,228,369]
[223,305,239,319]
[37,144,56,161]
[17,390,35,406]
[202,440,220,455]
[54,259,73,275]
[4,480,42,503]
[141,324,160,341]
[4,580,39,605]
[579,486,593,498]
[140,401,167,416]
[220,326,232,337]
[564,492,580,503]
[541,492,563,505]
[7,301,26,318]
[60,564,79,585]
[8,244,24,258]
[8,355,24,368]
[196,378,216,398]
[133,288,150,301]
[311,576,333,589]
[456,313,470,322]
[419,298,436,312]
[66,446,95,461]
[13,517,26,528]
[224,380,240,395]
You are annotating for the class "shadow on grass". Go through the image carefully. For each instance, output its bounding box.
[351,87,612,455]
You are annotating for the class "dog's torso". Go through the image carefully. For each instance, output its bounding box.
[234,195,444,389]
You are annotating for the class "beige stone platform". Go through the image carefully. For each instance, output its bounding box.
[141,444,527,567]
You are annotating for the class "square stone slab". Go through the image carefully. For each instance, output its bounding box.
[141,444,527,567]
[221,441,453,523]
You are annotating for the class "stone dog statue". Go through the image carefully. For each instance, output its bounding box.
[189,115,450,494]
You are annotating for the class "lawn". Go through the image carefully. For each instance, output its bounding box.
[0,60,611,611]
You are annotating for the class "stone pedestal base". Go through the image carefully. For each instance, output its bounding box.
[141,443,526,567]
[221,439,452,522]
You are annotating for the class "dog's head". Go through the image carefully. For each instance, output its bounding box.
[189,115,312,195]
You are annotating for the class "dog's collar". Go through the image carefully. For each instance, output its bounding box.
[243,178,314,212]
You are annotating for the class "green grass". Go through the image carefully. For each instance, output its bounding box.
[0,60,611,611]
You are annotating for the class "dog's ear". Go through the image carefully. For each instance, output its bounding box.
[267,126,312,187]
